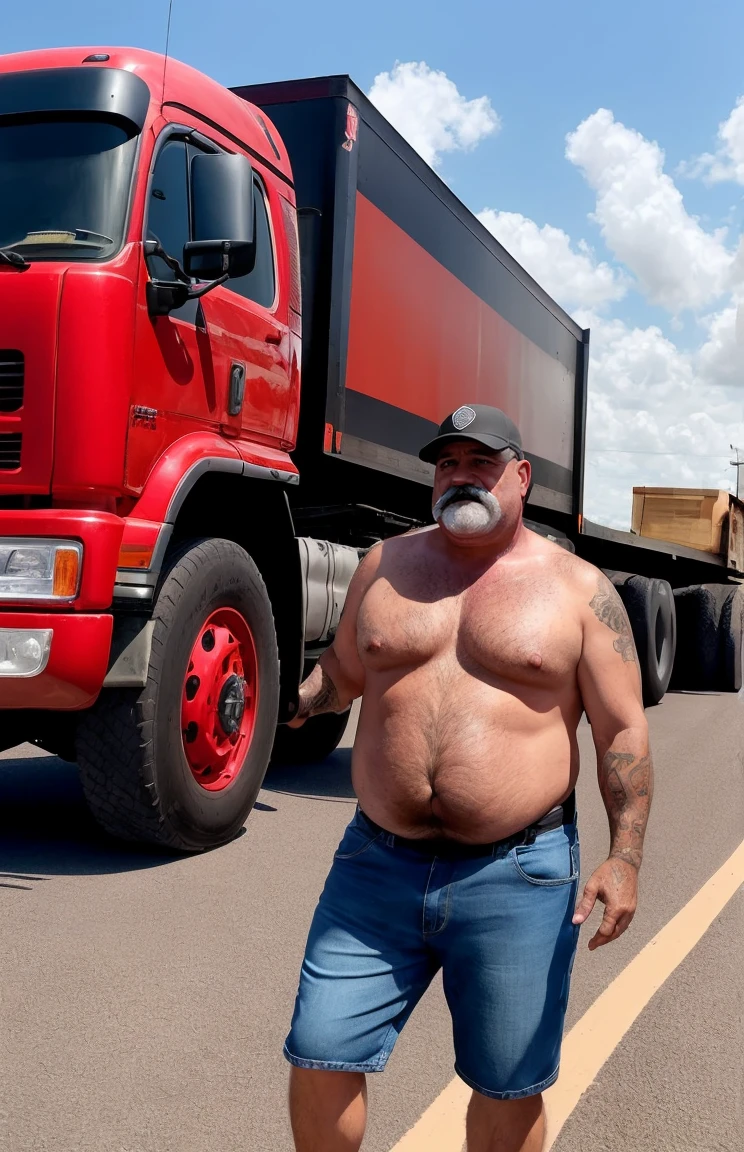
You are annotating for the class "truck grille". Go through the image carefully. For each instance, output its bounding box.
[0,434,22,470]
[0,351,24,412]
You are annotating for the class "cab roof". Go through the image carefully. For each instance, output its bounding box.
[0,46,293,186]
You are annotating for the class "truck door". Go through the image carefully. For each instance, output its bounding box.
[128,134,213,490]
[190,147,290,445]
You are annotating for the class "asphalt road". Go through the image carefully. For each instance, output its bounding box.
[0,691,742,1152]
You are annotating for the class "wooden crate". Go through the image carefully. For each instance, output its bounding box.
[631,487,735,554]
[725,495,744,573]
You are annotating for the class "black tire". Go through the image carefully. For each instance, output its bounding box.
[609,573,676,705]
[720,586,743,692]
[673,584,743,692]
[271,708,351,766]
[76,539,279,851]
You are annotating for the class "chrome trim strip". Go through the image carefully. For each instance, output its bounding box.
[114,569,158,587]
[113,583,154,601]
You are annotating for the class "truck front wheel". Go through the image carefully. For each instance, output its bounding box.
[76,539,279,851]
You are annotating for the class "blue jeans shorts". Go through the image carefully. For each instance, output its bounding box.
[284,805,581,1100]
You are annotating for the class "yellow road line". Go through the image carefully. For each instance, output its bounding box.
[390,839,744,1152]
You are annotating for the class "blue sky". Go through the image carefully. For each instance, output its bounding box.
[5,0,744,524]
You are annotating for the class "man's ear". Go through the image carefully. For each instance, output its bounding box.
[517,458,532,502]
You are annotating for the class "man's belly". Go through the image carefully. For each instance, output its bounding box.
[351,672,582,843]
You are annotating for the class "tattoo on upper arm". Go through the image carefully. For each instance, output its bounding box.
[589,577,637,663]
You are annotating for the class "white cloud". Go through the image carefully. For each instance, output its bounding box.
[566,109,738,313]
[576,309,744,528]
[477,209,627,311]
[686,96,744,185]
[364,73,744,527]
[368,62,500,169]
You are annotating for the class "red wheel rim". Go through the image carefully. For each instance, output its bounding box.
[181,608,258,792]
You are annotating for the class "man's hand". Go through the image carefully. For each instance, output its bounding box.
[573,857,638,949]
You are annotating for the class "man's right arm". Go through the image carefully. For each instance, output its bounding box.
[289,545,382,725]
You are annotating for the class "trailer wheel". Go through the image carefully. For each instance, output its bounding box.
[609,574,676,706]
[76,539,279,851]
[671,584,742,692]
[271,709,351,766]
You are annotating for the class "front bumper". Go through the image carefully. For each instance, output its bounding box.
[0,612,113,710]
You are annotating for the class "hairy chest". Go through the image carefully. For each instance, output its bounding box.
[357,566,583,686]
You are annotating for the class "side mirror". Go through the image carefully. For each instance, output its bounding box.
[184,153,256,281]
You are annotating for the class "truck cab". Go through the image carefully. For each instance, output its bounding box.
[0,48,310,849]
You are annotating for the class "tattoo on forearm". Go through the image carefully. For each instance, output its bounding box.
[629,759,650,796]
[599,749,653,871]
[297,667,342,719]
[589,577,637,663]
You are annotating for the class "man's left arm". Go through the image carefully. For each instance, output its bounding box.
[574,569,653,950]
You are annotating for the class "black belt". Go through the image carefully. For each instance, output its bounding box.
[358,791,576,860]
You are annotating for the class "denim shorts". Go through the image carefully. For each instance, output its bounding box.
[284,806,580,1100]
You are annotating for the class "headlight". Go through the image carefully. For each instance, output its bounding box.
[0,539,82,600]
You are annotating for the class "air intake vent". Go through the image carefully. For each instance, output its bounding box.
[0,351,24,412]
[0,434,22,470]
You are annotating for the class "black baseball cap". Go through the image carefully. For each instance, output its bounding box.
[419,404,524,464]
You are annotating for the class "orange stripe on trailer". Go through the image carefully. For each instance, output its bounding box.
[345,193,575,469]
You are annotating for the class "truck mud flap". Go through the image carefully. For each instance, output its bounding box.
[103,618,155,688]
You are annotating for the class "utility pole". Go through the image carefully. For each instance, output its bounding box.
[731,444,743,499]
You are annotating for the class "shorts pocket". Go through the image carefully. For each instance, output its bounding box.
[334,811,384,860]
[511,828,579,886]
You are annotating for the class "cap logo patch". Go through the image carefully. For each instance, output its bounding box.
[452,406,476,431]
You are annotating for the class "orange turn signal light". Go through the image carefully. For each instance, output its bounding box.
[53,548,81,598]
[117,544,155,570]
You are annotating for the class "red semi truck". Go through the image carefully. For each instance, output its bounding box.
[0,47,741,850]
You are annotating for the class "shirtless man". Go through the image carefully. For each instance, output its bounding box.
[284,405,652,1152]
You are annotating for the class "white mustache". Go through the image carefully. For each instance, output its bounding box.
[433,485,503,536]
[433,485,499,518]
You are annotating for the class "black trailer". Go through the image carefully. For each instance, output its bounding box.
[234,76,743,703]
[235,76,586,531]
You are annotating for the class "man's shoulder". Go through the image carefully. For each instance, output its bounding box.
[379,524,437,555]
[524,534,603,596]
[357,526,433,577]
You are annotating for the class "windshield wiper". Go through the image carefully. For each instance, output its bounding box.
[0,248,30,270]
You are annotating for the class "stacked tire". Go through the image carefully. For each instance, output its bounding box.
[671,584,743,693]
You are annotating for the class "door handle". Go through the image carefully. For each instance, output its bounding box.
[229,362,246,416]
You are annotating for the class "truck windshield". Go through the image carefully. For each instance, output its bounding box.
[0,118,138,261]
